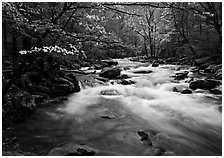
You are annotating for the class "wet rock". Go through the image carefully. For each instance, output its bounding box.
[32,93,49,103]
[99,67,121,79]
[195,89,206,93]
[15,75,35,93]
[214,68,222,80]
[65,73,80,86]
[94,60,118,70]
[154,147,166,156]
[189,79,221,90]
[209,88,222,95]
[47,143,96,156]
[100,89,120,95]
[94,63,108,70]
[204,65,216,73]
[4,90,36,123]
[100,115,116,119]
[166,58,176,64]
[152,62,159,67]
[181,89,193,94]
[133,70,153,74]
[164,151,175,156]
[3,151,37,156]
[119,79,135,85]
[138,131,152,145]
[123,66,131,70]
[172,87,179,92]
[102,60,118,66]
[195,58,208,66]
[52,75,80,96]
[173,71,189,80]
[33,84,50,94]
[95,76,109,82]
[116,74,129,79]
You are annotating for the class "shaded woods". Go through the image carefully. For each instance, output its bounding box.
[2,2,222,156]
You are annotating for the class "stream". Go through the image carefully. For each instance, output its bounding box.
[3,58,222,156]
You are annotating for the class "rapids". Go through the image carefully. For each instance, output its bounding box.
[4,58,221,156]
[63,59,222,155]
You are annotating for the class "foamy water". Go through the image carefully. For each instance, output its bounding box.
[63,59,222,155]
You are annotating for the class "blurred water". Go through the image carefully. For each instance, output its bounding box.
[62,59,222,155]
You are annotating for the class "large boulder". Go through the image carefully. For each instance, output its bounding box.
[53,78,80,96]
[99,67,121,79]
[3,90,36,123]
[189,79,221,90]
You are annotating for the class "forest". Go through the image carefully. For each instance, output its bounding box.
[2,2,222,156]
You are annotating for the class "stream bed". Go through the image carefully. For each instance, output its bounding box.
[3,59,222,156]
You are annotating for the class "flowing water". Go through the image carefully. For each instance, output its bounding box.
[4,59,222,156]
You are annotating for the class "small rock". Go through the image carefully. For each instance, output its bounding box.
[100,115,116,119]
[210,88,222,95]
[100,90,120,95]
[173,71,189,80]
[116,74,129,79]
[181,89,193,94]
[152,62,159,67]
[138,131,152,146]
[154,147,166,156]
[133,70,153,74]
[204,65,216,73]
[119,79,135,85]
[47,143,96,156]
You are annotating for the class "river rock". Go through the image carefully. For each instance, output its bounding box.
[94,63,108,70]
[32,93,49,103]
[166,58,176,64]
[100,89,120,95]
[154,147,166,156]
[3,151,37,156]
[152,62,159,67]
[116,74,129,79]
[204,65,216,73]
[189,79,221,90]
[181,89,193,94]
[209,88,222,95]
[99,67,121,79]
[173,71,189,80]
[133,70,153,74]
[101,60,118,66]
[65,73,80,86]
[47,143,96,156]
[119,79,135,85]
[9,91,36,123]
[214,68,222,80]
[218,106,222,113]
